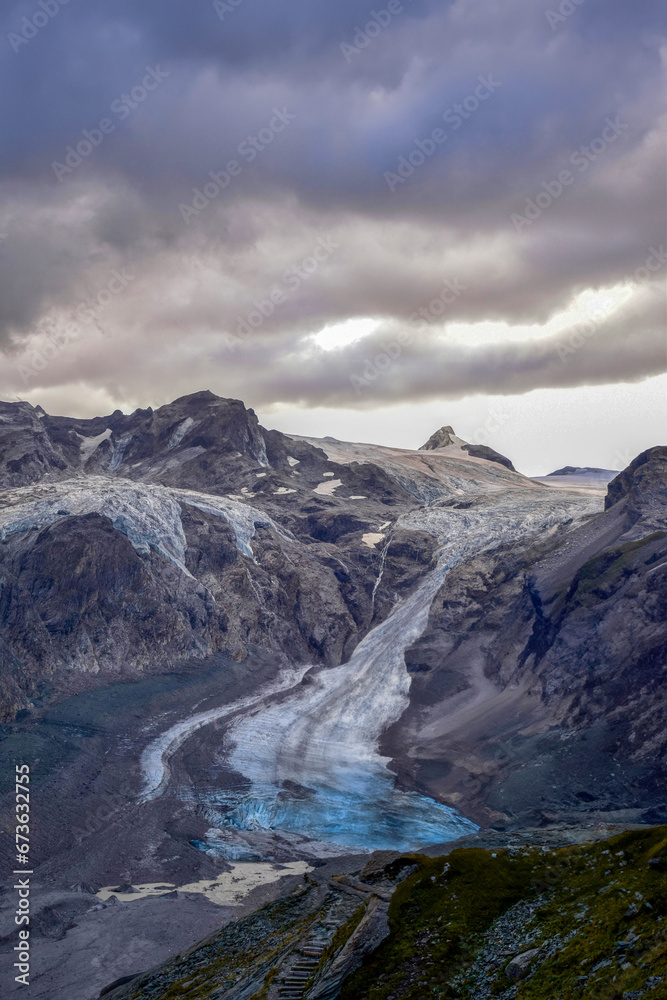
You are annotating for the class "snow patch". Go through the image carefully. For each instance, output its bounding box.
[273,487,297,495]
[287,456,300,466]
[168,417,196,450]
[77,428,113,463]
[362,532,385,548]
[314,479,342,495]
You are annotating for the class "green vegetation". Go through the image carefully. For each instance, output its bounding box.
[114,829,667,1000]
[341,828,667,1000]
[566,532,666,607]
[325,900,368,959]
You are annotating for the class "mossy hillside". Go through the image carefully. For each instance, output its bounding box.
[340,827,667,1000]
[564,531,667,608]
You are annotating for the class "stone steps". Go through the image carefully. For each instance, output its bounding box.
[271,897,355,998]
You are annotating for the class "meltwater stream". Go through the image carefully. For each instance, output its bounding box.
[195,491,601,856]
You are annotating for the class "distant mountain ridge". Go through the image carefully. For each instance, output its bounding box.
[548,466,618,477]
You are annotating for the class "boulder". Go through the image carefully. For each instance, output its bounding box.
[505,948,540,981]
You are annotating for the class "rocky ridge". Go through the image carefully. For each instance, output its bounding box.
[99,826,667,1000]
[419,424,516,471]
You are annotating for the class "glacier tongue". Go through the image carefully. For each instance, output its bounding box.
[205,489,601,854]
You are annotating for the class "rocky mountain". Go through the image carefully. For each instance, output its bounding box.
[419,425,463,450]
[0,394,665,834]
[0,393,426,719]
[419,423,516,471]
[389,444,667,829]
[0,395,531,722]
[0,391,665,1000]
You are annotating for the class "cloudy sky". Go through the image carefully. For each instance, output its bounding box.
[0,0,665,474]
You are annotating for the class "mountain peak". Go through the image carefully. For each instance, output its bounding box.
[419,425,516,472]
[165,389,220,407]
[419,426,461,451]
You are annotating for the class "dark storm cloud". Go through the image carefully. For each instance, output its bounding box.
[0,0,665,404]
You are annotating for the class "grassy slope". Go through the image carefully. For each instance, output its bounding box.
[341,828,667,1000]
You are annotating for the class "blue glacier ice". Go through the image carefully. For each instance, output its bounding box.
[198,492,601,855]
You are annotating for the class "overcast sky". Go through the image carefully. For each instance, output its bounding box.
[0,0,665,475]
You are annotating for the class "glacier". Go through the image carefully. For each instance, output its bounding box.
[192,489,601,855]
[0,476,293,572]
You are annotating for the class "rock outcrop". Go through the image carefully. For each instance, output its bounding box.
[605,445,667,519]
[419,423,516,470]
[420,425,460,450]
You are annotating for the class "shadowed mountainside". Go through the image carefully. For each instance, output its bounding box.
[0,394,665,834]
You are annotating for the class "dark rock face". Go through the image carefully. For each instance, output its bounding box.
[605,446,667,518]
[420,425,457,450]
[0,391,307,496]
[0,500,394,718]
[0,401,69,487]
[461,443,516,471]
